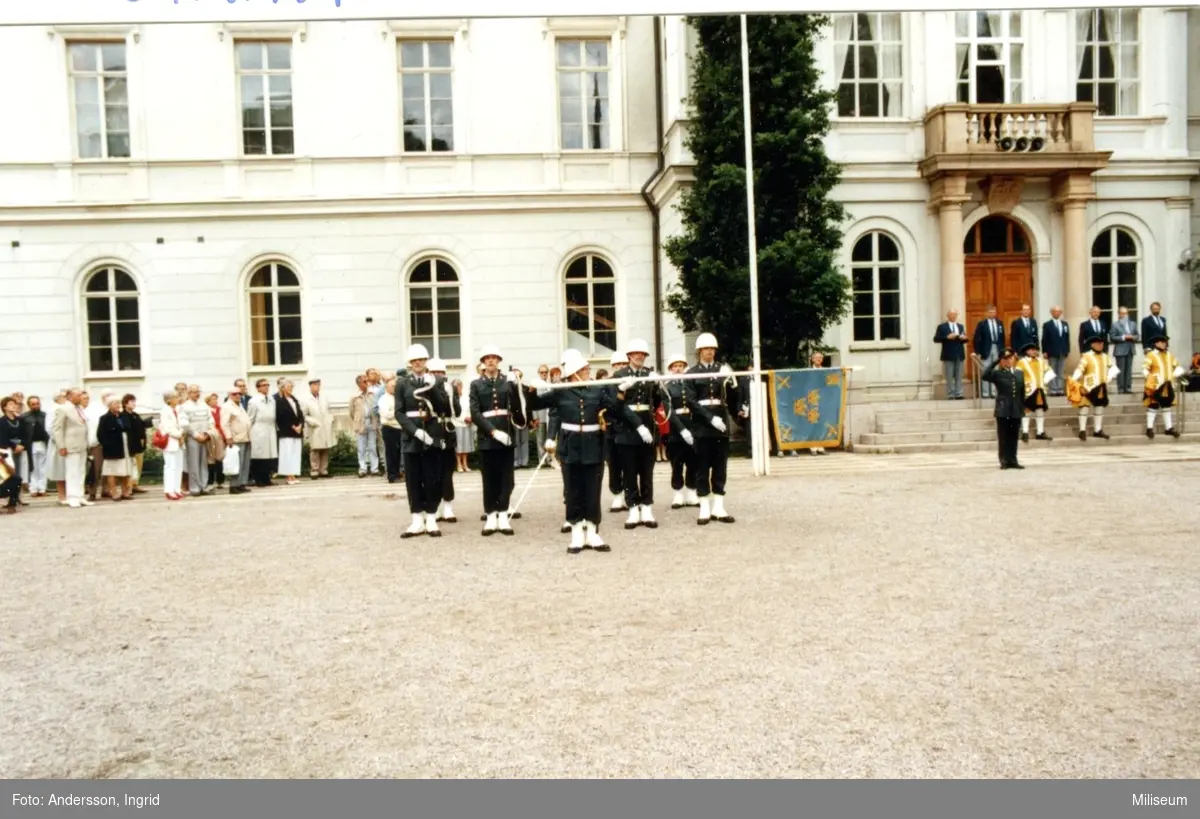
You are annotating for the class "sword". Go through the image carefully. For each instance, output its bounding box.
[508,450,553,517]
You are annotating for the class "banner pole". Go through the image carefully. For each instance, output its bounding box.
[739,14,766,477]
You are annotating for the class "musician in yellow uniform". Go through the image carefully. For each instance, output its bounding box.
[1142,333,1184,439]
[1069,333,1115,441]
[1016,342,1053,443]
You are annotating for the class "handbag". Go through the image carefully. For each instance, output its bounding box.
[152,428,170,450]
[222,443,240,475]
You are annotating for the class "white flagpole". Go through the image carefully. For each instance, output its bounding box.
[739,15,768,477]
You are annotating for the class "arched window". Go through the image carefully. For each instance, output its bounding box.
[564,253,616,356]
[407,257,461,360]
[850,231,902,342]
[247,261,303,367]
[1090,227,1139,327]
[83,266,141,372]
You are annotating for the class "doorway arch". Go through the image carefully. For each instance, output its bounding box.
[963,215,1034,377]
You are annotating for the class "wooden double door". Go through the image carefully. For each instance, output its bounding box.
[964,256,1033,376]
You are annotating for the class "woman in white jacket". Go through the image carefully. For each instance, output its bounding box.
[158,391,189,500]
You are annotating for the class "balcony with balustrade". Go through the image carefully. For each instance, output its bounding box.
[920,102,1112,179]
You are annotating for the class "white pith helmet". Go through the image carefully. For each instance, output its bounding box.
[479,344,503,363]
[610,351,628,366]
[406,343,430,362]
[625,338,651,357]
[695,332,719,351]
[427,357,446,373]
[666,352,689,368]
[561,350,590,378]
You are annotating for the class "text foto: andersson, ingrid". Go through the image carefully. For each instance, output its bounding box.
[12,793,161,808]
[1133,794,1188,807]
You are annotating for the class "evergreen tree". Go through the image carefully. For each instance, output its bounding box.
[664,14,850,368]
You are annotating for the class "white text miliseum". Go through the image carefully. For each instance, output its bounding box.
[1133,794,1187,806]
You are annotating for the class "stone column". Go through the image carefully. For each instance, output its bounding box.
[1053,172,1097,371]
[929,173,971,398]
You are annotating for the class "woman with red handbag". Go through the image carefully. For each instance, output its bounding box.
[156,391,189,500]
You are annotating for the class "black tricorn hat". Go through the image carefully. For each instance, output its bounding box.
[1021,342,1040,354]
[1086,333,1105,345]
[1150,333,1169,344]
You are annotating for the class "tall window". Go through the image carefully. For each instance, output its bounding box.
[247,261,303,367]
[564,254,616,356]
[68,42,130,159]
[237,41,293,156]
[1090,227,1139,327]
[399,40,454,152]
[557,39,610,150]
[1075,9,1139,116]
[850,232,902,343]
[832,13,903,118]
[408,258,461,360]
[84,266,141,373]
[955,11,1024,104]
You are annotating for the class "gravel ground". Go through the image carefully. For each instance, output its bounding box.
[2,459,1199,779]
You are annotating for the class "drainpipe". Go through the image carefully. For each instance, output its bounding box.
[639,14,667,372]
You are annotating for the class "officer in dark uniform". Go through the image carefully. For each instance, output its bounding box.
[662,352,698,509]
[683,332,739,525]
[610,338,661,529]
[469,344,522,536]
[982,347,1025,470]
[604,350,628,512]
[526,350,625,554]
[395,344,452,537]
[427,358,460,524]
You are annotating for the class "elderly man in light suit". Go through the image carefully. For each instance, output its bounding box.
[1108,306,1140,394]
[52,387,92,508]
[303,377,335,479]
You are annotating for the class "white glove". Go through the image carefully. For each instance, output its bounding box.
[492,430,512,446]
[618,379,635,392]
[719,364,733,376]
[637,426,653,445]
[711,417,727,433]
[506,370,519,383]
[528,375,548,389]
[680,429,694,446]
[415,430,434,446]
[544,439,557,453]
[423,373,436,386]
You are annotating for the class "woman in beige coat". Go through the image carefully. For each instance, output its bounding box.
[220,388,252,494]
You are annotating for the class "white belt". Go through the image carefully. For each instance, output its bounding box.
[674,408,690,415]
[561,423,600,433]
[405,410,430,418]
[482,409,509,418]
[627,403,651,412]
[697,399,724,406]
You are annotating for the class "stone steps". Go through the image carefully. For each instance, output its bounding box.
[860,420,1186,446]
[854,431,1200,455]
[875,406,1149,434]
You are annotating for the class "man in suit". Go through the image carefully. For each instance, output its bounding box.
[1009,304,1039,353]
[1078,305,1108,354]
[1041,305,1071,396]
[1108,306,1140,394]
[934,310,967,400]
[982,349,1025,470]
[52,387,92,508]
[972,304,1005,398]
[1140,302,1166,354]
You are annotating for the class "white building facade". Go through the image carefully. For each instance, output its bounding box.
[0,11,1197,407]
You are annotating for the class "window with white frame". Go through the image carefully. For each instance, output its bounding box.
[564,254,617,356]
[407,258,461,360]
[68,42,130,159]
[1090,227,1139,327]
[83,266,141,372]
[398,40,454,152]
[850,232,902,343]
[955,11,1024,104]
[236,41,294,156]
[1075,9,1139,116]
[247,261,303,367]
[832,13,903,118]
[557,39,610,150]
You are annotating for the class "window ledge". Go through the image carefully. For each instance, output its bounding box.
[848,341,911,352]
[1094,115,1169,127]
[542,16,627,39]
[220,22,307,42]
[83,371,145,381]
[51,24,141,42]
[247,366,308,375]
[385,19,468,38]
[831,117,919,128]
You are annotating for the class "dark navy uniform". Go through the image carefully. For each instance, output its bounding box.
[982,353,1025,469]
[611,365,662,515]
[469,371,523,517]
[434,380,462,515]
[683,361,739,500]
[663,379,697,503]
[394,371,452,516]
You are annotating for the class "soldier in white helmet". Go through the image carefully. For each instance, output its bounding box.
[427,358,461,523]
[469,344,523,535]
[683,332,739,525]
[662,352,699,508]
[610,338,662,529]
[604,349,628,512]
[396,344,452,539]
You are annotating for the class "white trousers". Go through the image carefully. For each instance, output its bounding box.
[28,442,47,493]
[63,452,87,503]
[162,450,184,495]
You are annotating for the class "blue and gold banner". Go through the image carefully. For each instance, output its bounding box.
[767,368,847,450]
